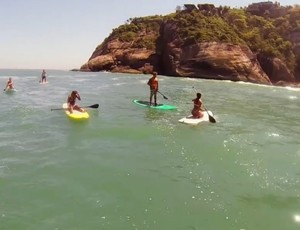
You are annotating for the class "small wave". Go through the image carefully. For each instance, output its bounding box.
[72,78,89,82]
[285,86,300,92]
[179,78,206,83]
[289,96,298,100]
[294,214,300,223]
[138,79,148,84]
[267,132,280,137]
[113,82,127,86]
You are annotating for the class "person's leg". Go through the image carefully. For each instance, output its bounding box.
[192,109,200,118]
[198,111,204,118]
[149,90,153,105]
[154,92,157,106]
[68,105,74,113]
[73,105,82,112]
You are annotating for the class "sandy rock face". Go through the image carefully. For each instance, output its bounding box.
[162,41,271,84]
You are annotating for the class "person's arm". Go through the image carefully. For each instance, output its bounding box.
[76,92,81,100]
[199,100,204,110]
[4,82,8,91]
[7,81,13,88]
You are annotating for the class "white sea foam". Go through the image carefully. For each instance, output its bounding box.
[267,133,280,137]
[285,86,300,92]
[293,214,300,223]
[288,96,298,100]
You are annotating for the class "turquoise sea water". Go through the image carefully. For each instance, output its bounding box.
[0,69,300,230]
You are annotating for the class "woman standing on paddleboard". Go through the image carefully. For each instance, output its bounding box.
[191,93,204,118]
[40,69,47,83]
[147,72,158,106]
[67,90,84,113]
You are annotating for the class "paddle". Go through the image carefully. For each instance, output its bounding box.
[157,90,168,100]
[3,87,14,91]
[51,104,99,111]
[203,107,216,123]
[191,87,216,123]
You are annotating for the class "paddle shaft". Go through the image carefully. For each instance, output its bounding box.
[51,104,99,111]
[157,90,168,99]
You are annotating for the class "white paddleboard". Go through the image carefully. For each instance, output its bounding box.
[4,88,17,94]
[179,110,213,125]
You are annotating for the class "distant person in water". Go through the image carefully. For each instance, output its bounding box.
[40,69,47,83]
[147,71,158,106]
[67,90,84,113]
[4,77,14,91]
[191,92,204,118]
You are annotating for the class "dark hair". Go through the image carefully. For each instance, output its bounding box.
[197,93,201,98]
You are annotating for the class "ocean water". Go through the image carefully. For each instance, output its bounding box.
[0,69,300,230]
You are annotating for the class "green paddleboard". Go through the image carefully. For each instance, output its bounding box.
[133,100,177,110]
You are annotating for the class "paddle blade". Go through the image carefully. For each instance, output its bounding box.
[208,114,216,123]
[51,104,99,111]
[158,91,168,100]
[206,109,216,123]
[87,104,99,109]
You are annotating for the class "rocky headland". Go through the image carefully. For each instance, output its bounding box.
[80,2,300,87]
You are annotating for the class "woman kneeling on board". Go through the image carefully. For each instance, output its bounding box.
[191,92,204,118]
[4,77,14,91]
[67,90,84,113]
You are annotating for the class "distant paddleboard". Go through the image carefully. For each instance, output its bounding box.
[39,81,48,84]
[179,111,213,125]
[4,88,17,94]
[133,99,177,110]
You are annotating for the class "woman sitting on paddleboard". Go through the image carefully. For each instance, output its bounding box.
[67,90,84,113]
[191,93,204,118]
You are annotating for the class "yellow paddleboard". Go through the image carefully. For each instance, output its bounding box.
[62,103,89,120]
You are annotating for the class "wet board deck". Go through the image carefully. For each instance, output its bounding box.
[62,103,89,120]
[133,100,177,110]
[4,88,17,94]
[178,111,213,125]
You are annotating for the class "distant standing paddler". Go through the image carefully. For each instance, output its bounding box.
[40,69,47,83]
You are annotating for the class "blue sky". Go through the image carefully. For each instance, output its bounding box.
[0,0,298,70]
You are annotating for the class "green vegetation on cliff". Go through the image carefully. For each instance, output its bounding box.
[167,7,297,69]
[97,16,163,51]
[95,3,300,75]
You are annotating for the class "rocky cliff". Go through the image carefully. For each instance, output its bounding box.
[80,3,300,86]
